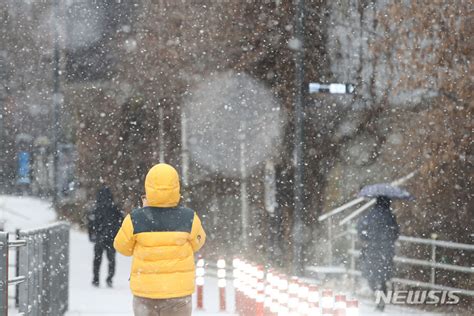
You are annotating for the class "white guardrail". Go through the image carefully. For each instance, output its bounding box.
[307,227,474,297]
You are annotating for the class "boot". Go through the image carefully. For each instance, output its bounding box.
[376,300,385,312]
[92,278,99,287]
[106,277,113,288]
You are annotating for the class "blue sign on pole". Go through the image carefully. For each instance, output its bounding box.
[17,151,31,184]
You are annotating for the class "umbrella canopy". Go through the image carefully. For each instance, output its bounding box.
[358,183,414,200]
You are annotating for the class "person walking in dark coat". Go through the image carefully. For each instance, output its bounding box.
[357,196,400,310]
[88,186,123,287]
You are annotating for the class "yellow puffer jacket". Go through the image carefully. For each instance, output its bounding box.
[114,163,206,299]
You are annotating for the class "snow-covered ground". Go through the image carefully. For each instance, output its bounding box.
[1,195,449,315]
[1,195,235,316]
[67,229,235,315]
[0,195,57,231]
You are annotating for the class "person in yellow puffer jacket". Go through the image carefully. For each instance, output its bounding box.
[114,163,206,316]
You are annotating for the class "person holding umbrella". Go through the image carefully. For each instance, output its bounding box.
[356,183,413,311]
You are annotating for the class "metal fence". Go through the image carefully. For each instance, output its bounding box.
[0,231,26,316]
[307,225,474,296]
[0,222,69,316]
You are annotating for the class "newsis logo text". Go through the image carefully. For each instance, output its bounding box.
[375,290,460,305]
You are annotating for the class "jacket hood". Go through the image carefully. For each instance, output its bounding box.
[145,163,181,207]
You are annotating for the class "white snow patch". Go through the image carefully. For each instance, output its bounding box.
[0,195,56,232]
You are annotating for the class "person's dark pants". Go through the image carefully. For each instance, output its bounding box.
[93,242,116,283]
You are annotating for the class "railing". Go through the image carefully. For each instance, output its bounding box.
[307,227,474,296]
[317,171,418,265]
[0,222,70,316]
[0,231,26,316]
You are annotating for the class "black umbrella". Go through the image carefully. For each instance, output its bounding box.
[358,183,414,200]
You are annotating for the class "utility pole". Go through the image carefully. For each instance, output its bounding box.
[0,56,6,189]
[291,0,355,274]
[52,0,62,207]
[292,0,305,276]
[309,82,355,268]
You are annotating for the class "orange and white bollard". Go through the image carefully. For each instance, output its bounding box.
[297,281,310,316]
[308,284,320,316]
[233,258,242,314]
[333,294,346,316]
[287,277,299,315]
[255,265,265,316]
[196,257,205,310]
[276,274,289,316]
[320,289,334,310]
[345,299,359,316]
[269,273,281,316]
[264,270,274,315]
[239,260,249,315]
[217,258,226,312]
[243,261,254,315]
[250,263,260,315]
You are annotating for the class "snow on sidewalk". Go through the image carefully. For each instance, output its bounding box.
[68,229,236,316]
[0,195,56,231]
[67,230,132,315]
[0,195,232,315]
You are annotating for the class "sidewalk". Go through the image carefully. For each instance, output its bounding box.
[67,230,235,315]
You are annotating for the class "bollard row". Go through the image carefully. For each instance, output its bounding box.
[193,257,359,315]
[194,256,229,312]
[232,258,359,316]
